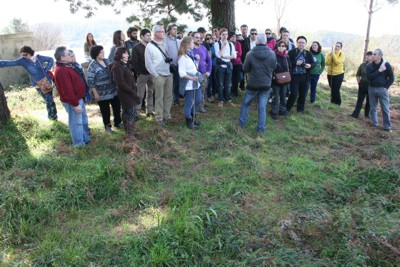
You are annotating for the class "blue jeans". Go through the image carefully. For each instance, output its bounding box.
[271,83,288,114]
[36,88,58,120]
[239,89,271,133]
[368,86,391,130]
[62,99,91,147]
[216,65,232,102]
[184,88,202,118]
[309,74,320,103]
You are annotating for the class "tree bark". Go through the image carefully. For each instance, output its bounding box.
[210,0,236,31]
[363,0,374,62]
[0,82,11,123]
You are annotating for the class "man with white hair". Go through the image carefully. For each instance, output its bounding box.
[239,33,276,134]
[366,48,394,132]
[145,25,173,126]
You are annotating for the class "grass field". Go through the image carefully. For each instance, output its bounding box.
[1,78,399,266]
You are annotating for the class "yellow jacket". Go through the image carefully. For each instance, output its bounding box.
[326,50,345,75]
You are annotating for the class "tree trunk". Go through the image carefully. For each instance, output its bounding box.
[210,0,236,31]
[0,82,11,124]
[363,0,374,62]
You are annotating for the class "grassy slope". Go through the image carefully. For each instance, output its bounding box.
[1,80,399,266]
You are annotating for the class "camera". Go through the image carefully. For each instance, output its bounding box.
[165,58,173,64]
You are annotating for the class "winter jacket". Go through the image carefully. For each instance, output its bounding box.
[366,59,394,89]
[243,44,277,91]
[109,61,140,108]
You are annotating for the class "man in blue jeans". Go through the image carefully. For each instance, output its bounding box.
[239,33,277,134]
[366,48,394,132]
[54,46,91,147]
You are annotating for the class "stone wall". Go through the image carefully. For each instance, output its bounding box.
[0,32,34,88]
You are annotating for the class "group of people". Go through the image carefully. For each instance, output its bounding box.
[0,24,395,146]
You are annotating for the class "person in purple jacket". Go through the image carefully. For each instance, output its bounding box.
[192,31,212,113]
[0,46,57,120]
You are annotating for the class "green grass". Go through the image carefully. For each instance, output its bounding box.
[1,83,399,266]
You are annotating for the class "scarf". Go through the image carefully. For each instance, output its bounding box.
[310,49,320,55]
[275,50,288,58]
[187,49,197,63]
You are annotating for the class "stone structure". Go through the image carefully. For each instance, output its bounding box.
[0,32,34,88]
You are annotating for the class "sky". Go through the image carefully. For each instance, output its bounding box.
[1,0,400,37]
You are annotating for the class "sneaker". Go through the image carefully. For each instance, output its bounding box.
[105,127,113,133]
[384,128,392,133]
[270,113,278,120]
[348,114,358,119]
[115,123,124,129]
[227,101,237,107]
[218,101,224,107]
[156,120,165,126]
[199,107,207,113]
[146,112,155,117]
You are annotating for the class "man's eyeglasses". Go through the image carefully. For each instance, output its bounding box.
[250,33,257,35]
[265,32,272,35]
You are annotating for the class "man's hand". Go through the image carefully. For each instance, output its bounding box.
[74,105,83,113]
[379,63,386,72]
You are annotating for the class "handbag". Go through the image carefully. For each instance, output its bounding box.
[274,57,291,85]
[33,57,54,94]
[36,77,53,94]
[274,71,291,85]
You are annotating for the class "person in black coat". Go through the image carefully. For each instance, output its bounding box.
[286,36,315,113]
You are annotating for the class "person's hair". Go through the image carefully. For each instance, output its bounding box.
[311,41,321,53]
[197,27,206,33]
[297,36,307,43]
[127,27,138,37]
[276,40,288,49]
[187,31,193,36]
[228,32,236,40]
[256,33,266,45]
[366,51,373,56]
[205,33,213,40]
[86,33,96,46]
[192,32,200,37]
[112,30,124,46]
[140,28,150,37]
[265,28,272,33]
[90,45,104,59]
[152,25,164,33]
[219,28,228,35]
[54,46,67,61]
[279,27,287,33]
[282,30,290,35]
[114,47,128,61]
[336,42,343,49]
[20,46,35,56]
[166,23,177,34]
[250,28,257,33]
[375,48,383,57]
[178,36,192,58]
[240,24,248,29]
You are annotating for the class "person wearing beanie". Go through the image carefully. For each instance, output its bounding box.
[286,36,315,114]
[350,51,373,119]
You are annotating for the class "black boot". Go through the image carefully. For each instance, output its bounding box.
[46,101,58,120]
[126,119,136,138]
[186,117,197,130]
[192,116,201,126]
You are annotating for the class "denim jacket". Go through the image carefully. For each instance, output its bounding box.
[0,54,54,86]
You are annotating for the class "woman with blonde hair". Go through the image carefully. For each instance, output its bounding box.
[178,36,202,130]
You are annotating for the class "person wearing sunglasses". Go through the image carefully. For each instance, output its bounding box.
[270,40,291,120]
[0,45,57,120]
[265,29,276,49]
